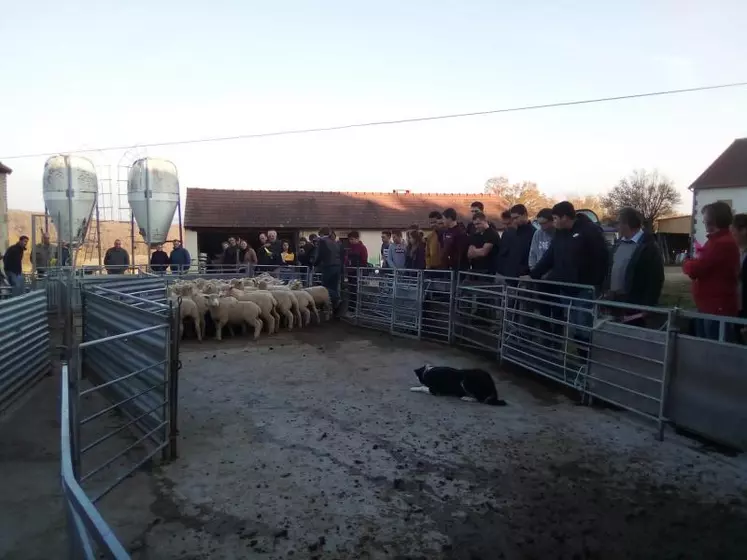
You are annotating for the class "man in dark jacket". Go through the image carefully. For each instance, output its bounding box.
[606,207,664,320]
[529,201,609,290]
[3,235,29,296]
[266,230,284,267]
[440,208,469,271]
[529,202,609,355]
[149,244,170,273]
[496,204,535,278]
[31,233,53,277]
[169,240,191,274]
[380,231,392,268]
[314,227,342,313]
[223,237,241,272]
[104,239,130,274]
[466,201,498,235]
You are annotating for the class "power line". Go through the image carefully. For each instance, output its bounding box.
[3,80,746,161]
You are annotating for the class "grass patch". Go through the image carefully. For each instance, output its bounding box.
[660,270,694,309]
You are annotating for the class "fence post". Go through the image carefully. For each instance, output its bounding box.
[355,268,362,326]
[71,347,82,480]
[656,308,677,442]
[416,270,424,340]
[168,302,181,460]
[389,269,397,335]
[498,283,509,368]
[447,271,457,345]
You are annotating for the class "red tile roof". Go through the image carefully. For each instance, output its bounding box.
[185,188,508,230]
[690,138,747,190]
[0,162,12,174]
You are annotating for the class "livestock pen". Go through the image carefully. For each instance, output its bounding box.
[1,267,747,559]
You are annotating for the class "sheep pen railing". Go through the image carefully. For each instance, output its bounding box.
[48,265,746,558]
[57,276,179,559]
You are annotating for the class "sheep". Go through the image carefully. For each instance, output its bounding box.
[177,284,209,340]
[228,288,278,333]
[296,285,332,321]
[264,288,300,330]
[291,288,318,325]
[204,295,264,341]
[168,295,203,342]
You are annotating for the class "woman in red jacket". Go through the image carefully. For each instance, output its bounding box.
[683,201,740,340]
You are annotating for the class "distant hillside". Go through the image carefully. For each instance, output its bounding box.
[8,209,182,268]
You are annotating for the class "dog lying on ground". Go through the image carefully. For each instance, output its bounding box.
[411,364,506,406]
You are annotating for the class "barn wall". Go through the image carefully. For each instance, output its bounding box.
[692,187,747,245]
[185,228,199,263]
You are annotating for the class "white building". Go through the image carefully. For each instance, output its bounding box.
[689,138,747,246]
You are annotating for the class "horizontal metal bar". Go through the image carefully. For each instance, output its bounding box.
[78,324,168,349]
[81,420,168,484]
[80,381,166,426]
[81,397,169,455]
[91,440,170,504]
[80,359,168,397]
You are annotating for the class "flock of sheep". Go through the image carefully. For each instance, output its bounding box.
[167,273,333,341]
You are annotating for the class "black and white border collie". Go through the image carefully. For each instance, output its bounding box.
[411,364,506,406]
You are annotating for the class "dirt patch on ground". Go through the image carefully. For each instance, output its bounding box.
[121,324,747,559]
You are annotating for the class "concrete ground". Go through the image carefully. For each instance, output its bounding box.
[2,323,747,559]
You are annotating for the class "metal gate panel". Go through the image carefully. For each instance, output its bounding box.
[586,320,669,419]
[0,291,51,415]
[666,334,747,451]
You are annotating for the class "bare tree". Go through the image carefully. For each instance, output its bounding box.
[602,170,681,228]
[484,176,554,215]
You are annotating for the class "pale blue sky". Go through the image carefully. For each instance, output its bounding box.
[1,0,745,215]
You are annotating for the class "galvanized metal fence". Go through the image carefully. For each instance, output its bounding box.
[61,362,129,560]
[0,290,51,415]
[55,274,179,558]
[73,287,177,498]
[340,267,747,450]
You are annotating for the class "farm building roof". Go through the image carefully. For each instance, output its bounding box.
[0,162,12,174]
[184,188,508,230]
[689,137,747,190]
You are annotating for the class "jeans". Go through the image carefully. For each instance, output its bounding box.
[321,266,342,308]
[7,272,24,296]
[695,318,723,341]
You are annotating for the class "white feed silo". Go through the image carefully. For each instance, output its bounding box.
[42,155,98,245]
[127,158,179,246]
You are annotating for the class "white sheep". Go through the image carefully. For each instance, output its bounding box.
[296,285,332,321]
[290,288,318,325]
[204,295,264,341]
[229,288,278,333]
[264,288,299,330]
[169,295,203,342]
[177,284,209,340]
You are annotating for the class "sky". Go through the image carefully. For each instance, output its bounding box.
[1,0,746,218]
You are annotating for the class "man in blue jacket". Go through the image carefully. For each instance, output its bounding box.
[169,240,191,274]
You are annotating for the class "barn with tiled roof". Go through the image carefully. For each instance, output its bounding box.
[183,188,508,265]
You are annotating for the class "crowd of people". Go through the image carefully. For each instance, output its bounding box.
[3,199,746,341]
